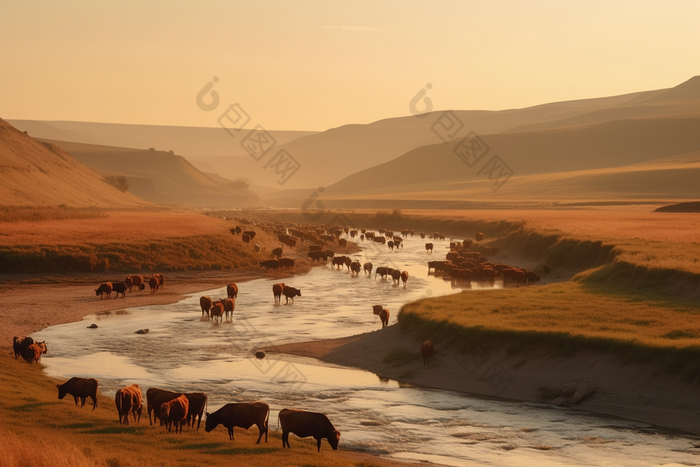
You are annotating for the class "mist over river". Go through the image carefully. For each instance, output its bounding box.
[34,235,699,466]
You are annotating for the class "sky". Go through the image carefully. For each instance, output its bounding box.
[1,0,699,131]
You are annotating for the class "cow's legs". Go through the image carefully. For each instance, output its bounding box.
[73,396,79,406]
[90,395,97,410]
[316,438,322,452]
[228,426,234,440]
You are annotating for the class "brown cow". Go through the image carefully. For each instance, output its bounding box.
[227,284,239,299]
[155,273,165,289]
[476,232,485,241]
[279,258,295,269]
[21,343,42,363]
[210,302,224,323]
[115,384,142,425]
[379,308,389,328]
[185,392,208,430]
[272,247,284,258]
[350,261,361,276]
[278,409,340,452]
[363,262,373,276]
[161,394,189,433]
[421,340,434,365]
[220,298,235,321]
[425,243,433,253]
[273,283,285,304]
[205,401,269,443]
[400,271,409,288]
[200,296,213,319]
[127,274,145,291]
[57,377,98,410]
[148,277,158,294]
[147,388,181,425]
[282,286,301,304]
[95,282,112,299]
[242,233,251,243]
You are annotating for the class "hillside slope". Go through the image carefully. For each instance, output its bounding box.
[0,119,149,207]
[39,139,260,207]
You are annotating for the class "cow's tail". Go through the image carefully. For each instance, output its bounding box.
[276,411,281,432]
[115,391,122,423]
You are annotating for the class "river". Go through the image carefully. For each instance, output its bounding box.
[33,234,699,466]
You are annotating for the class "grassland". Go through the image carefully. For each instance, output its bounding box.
[0,352,407,467]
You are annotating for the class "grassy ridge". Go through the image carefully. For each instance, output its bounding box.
[398,282,700,378]
[0,205,110,223]
[0,352,396,467]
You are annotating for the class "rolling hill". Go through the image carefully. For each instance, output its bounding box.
[0,119,149,207]
[37,139,260,207]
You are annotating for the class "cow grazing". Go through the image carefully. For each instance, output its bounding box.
[161,395,189,433]
[307,251,327,262]
[375,266,388,280]
[279,258,295,269]
[272,247,284,258]
[425,243,433,253]
[260,260,279,271]
[363,262,373,276]
[278,409,340,452]
[112,282,128,299]
[147,388,181,425]
[148,277,158,294]
[282,286,301,304]
[95,282,112,299]
[227,283,239,299]
[21,343,43,363]
[115,384,143,425]
[421,340,434,365]
[242,234,251,243]
[210,302,224,323]
[400,271,409,288]
[200,296,213,319]
[205,401,269,443]
[331,256,346,269]
[273,283,285,304]
[379,308,389,328]
[57,377,98,410]
[243,231,256,240]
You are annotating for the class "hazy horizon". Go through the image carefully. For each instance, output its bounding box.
[2,0,700,131]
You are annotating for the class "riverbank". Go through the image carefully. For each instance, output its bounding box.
[269,325,700,436]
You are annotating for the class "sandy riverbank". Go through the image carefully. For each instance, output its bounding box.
[269,325,700,436]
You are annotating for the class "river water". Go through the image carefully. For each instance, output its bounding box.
[34,235,699,466]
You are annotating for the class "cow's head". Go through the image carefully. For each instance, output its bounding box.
[372,305,383,315]
[94,289,100,296]
[295,289,301,297]
[328,430,340,450]
[203,412,215,432]
[160,404,170,420]
[57,384,67,399]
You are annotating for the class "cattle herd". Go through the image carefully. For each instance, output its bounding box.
[13,221,543,453]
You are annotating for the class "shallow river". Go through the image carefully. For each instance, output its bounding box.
[34,235,699,466]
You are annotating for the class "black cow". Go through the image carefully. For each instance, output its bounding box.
[278,409,340,452]
[57,377,98,410]
[112,282,128,299]
[205,402,269,443]
[260,260,279,271]
[95,282,112,299]
[282,286,301,304]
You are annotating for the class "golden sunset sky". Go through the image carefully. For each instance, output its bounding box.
[2,0,699,130]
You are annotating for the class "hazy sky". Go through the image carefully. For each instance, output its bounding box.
[2,0,699,131]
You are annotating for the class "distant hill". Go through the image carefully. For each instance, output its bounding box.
[655,201,700,213]
[38,139,260,207]
[0,119,149,207]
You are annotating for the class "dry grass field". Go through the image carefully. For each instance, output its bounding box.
[0,352,405,467]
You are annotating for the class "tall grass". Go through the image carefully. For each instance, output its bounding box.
[0,206,108,223]
[0,433,104,467]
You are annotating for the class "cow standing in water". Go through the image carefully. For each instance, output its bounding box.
[278,409,340,452]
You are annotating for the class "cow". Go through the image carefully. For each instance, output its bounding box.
[372,304,383,316]
[425,243,433,253]
[205,401,269,443]
[282,286,301,304]
[95,282,112,299]
[400,271,409,288]
[331,256,346,270]
[161,394,189,433]
[185,392,208,430]
[338,238,347,247]
[148,277,158,294]
[278,409,340,452]
[525,270,541,282]
[127,275,145,292]
[379,308,389,327]
[260,260,279,271]
[210,302,224,323]
[13,336,35,359]
[391,269,401,285]
[220,298,235,321]
[421,340,434,365]
[155,273,165,289]
[242,234,251,243]
[21,343,42,363]
[273,283,285,304]
[147,388,180,425]
[308,245,322,252]
[387,241,394,250]
[363,262,373,276]
[243,231,256,240]
[115,384,142,425]
[279,258,295,269]
[420,232,426,238]
[476,232,485,241]
[307,251,328,262]
[350,261,361,276]
[124,276,133,291]
[227,284,238,299]
[272,247,284,258]
[57,377,98,410]
[373,236,386,245]
[112,282,128,299]
[200,296,213,319]
[375,266,388,280]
